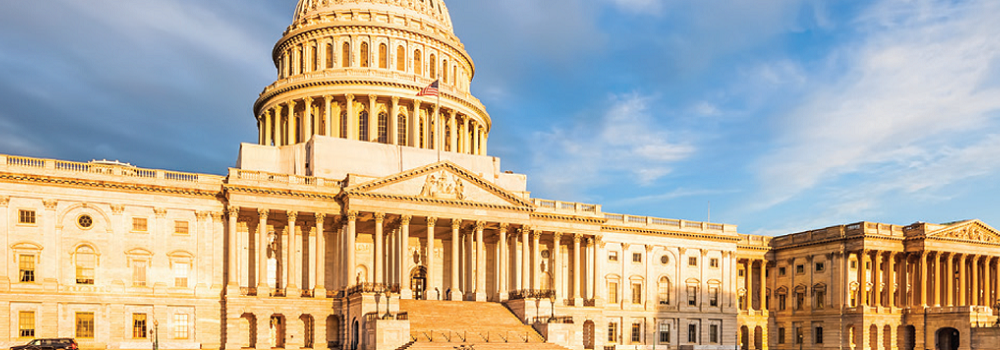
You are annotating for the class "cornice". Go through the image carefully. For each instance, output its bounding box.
[341,191,532,213]
[530,213,604,225]
[224,185,339,201]
[0,173,219,198]
[602,225,741,243]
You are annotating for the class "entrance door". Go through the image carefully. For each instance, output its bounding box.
[410,267,427,300]
[583,320,595,349]
[936,328,959,350]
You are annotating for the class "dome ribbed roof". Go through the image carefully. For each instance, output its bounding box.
[293,0,454,31]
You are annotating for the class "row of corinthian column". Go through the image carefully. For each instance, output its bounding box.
[225,207,600,302]
[256,94,487,156]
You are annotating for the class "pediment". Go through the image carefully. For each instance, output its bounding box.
[343,162,534,209]
[927,220,1000,244]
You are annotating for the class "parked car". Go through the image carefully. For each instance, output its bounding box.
[11,338,78,350]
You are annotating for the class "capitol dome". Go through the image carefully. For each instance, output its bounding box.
[252,0,490,159]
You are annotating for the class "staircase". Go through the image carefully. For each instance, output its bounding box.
[397,300,569,350]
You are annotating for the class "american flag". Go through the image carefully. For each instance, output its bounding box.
[417,80,439,97]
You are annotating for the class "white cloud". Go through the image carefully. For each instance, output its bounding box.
[528,93,696,199]
[607,0,662,14]
[753,0,1000,211]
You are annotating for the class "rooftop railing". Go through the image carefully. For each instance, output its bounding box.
[603,212,736,233]
[1,154,221,184]
[230,168,343,188]
[531,199,600,215]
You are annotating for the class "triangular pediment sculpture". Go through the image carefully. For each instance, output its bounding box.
[927,220,1000,244]
[343,162,534,209]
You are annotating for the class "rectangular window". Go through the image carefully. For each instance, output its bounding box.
[779,267,787,276]
[632,283,642,304]
[609,282,619,303]
[174,221,189,235]
[778,327,786,344]
[19,311,35,338]
[174,314,189,339]
[687,324,697,343]
[709,258,719,268]
[19,255,35,283]
[133,260,147,287]
[779,294,787,311]
[174,262,190,288]
[815,326,824,344]
[659,324,670,343]
[795,326,804,344]
[738,269,745,277]
[815,262,825,272]
[133,314,147,339]
[796,264,805,274]
[631,323,641,343]
[133,217,148,232]
[632,253,642,263]
[796,292,805,310]
[709,324,719,343]
[608,323,618,343]
[687,286,697,306]
[688,257,697,266]
[816,290,826,309]
[18,209,36,225]
[76,312,95,339]
[609,251,618,262]
[709,287,719,307]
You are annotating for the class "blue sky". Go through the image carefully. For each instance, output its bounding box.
[2,0,999,235]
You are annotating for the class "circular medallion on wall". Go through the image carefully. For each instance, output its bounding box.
[78,214,94,229]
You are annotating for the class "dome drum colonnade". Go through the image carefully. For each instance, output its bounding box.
[254,0,489,155]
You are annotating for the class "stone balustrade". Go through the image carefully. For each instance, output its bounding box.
[0,154,223,187]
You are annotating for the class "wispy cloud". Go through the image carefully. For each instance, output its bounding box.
[753,0,1000,212]
[606,0,663,15]
[528,93,696,199]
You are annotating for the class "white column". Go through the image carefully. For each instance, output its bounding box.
[595,237,606,305]
[521,227,530,291]
[573,233,583,305]
[346,211,357,287]
[227,207,239,293]
[426,217,437,300]
[553,232,563,302]
[257,209,270,293]
[288,100,298,144]
[450,219,462,300]
[533,230,542,290]
[499,224,510,301]
[475,221,486,301]
[286,212,298,292]
[399,215,412,299]
[304,97,314,141]
[315,214,326,296]
[374,213,385,284]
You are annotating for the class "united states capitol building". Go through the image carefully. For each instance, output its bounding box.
[3,1,1000,350]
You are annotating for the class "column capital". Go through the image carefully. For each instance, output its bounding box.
[154,207,167,218]
[532,230,542,239]
[573,233,583,243]
[391,96,400,105]
[346,94,355,101]
[110,205,125,215]
[315,213,326,222]
[212,212,224,221]
[645,244,655,253]
[196,211,209,220]
[553,232,563,240]
[0,196,9,207]
[324,95,334,102]
[499,223,509,232]
[288,211,298,222]
[520,225,531,233]
[305,96,314,104]
[256,208,268,218]
[368,93,377,101]
[475,221,486,231]
[275,104,283,113]
[427,217,437,227]
[374,212,386,223]
[400,215,412,225]
[451,219,461,230]
[346,211,358,221]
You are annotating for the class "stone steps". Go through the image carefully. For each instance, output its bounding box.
[398,299,551,345]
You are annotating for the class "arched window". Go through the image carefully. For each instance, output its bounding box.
[360,42,370,68]
[285,50,293,77]
[298,46,305,74]
[429,54,437,78]
[396,46,406,71]
[75,246,96,285]
[339,111,348,138]
[453,66,458,85]
[658,277,671,305]
[442,59,449,82]
[326,44,334,69]
[413,50,422,75]
[397,114,408,146]
[342,42,351,67]
[377,112,388,143]
[359,111,369,141]
[378,44,388,69]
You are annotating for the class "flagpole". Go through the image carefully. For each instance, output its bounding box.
[436,79,441,163]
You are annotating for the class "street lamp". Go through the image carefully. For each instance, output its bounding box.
[153,319,159,350]
[548,293,557,323]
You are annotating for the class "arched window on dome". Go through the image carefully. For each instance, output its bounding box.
[453,66,458,86]
[428,116,435,147]
[429,54,437,78]
[298,46,305,75]
[360,42,370,68]
[397,114,408,146]
[442,59,449,83]
[285,50,293,78]
[377,112,388,144]
[326,44,334,69]
[444,123,451,152]
[414,50,422,75]
[342,42,351,68]
[378,44,388,69]
[468,127,475,154]
[359,111,369,141]
[339,111,348,138]
[396,46,406,71]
